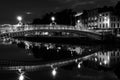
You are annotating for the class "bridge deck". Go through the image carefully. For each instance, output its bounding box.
[0,25,102,40]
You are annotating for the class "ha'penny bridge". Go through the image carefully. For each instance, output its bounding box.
[0,24,102,40]
[0,24,112,72]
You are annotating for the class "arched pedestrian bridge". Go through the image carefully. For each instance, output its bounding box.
[0,25,102,40]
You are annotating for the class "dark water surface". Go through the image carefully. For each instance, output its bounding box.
[0,37,120,80]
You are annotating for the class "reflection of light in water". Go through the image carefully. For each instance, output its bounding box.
[75,59,78,63]
[78,62,82,69]
[52,68,57,77]
[18,68,22,73]
[78,63,81,69]
[89,49,91,51]
[100,62,102,65]
[58,47,61,50]
[95,50,120,66]
[19,73,25,80]
[69,47,83,55]
[18,69,25,80]
[95,58,97,62]
[47,47,49,50]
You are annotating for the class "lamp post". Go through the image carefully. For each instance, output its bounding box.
[51,16,55,22]
[17,16,23,26]
[50,16,56,26]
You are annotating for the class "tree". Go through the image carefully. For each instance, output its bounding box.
[32,9,76,25]
[115,1,120,16]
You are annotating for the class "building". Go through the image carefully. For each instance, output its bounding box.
[98,11,120,33]
[76,6,120,33]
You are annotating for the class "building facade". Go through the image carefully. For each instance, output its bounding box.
[76,7,120,33]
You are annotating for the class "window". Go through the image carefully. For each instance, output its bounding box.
[106,23,108,28]
[114,23,116,28]
[95,17,97,20]
[111,17,113,21]
[114,17,116,21]
[99,18,101,22]
[103,24,105,28]
[117,23,119,28]
[106,13,108,16]
[111,23,113,27]
[117,52,119,56]
[99,14,102,16]
[118,18,119,21]
[103,14,104,16]
[99,24,101,28]
[103,18,104,22]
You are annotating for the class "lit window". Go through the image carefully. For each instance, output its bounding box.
[95,17,97,20]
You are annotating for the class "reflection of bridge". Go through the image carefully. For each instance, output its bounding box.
[0,25,102,40]
[0,54,94,71]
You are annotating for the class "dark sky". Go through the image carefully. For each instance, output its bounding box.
[0,0,119,24]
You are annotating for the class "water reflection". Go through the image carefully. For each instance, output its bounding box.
[93,50,120,67]
[18,71,25,80]
[52,68,57,77]
[1,38,120,80]
[3,38,120,69]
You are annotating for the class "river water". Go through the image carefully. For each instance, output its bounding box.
[0,37,120,80]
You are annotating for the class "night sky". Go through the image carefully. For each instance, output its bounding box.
[0,0,119,24]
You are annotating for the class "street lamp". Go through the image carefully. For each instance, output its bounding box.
[17,16,23,26]
[51,16,55,22]
[50,16,56,26]
[77,20,80,23]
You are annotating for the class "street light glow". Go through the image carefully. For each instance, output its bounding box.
[17,16,22,21]
[77,20,80,23]
[19,73,24,80]
[51,16,55,21]
[52,68,57,77]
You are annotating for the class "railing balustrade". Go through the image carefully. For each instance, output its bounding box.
[0,24,97,35]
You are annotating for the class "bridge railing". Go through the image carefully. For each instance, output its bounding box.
[0,24,100,35]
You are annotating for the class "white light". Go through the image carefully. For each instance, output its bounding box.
[75,12,83,17]
[100,62,102,65]
[77,20,80,23]
[95,58,97,62]
[103,17,110,28]
[19,73,25,80]
[75,59,78,63]
[26,12,32,15]
[51,16,55,21]
[52,69,57,76]
[95,53,97,56]
[78,63,81,69]
[17,16,22,21]
[18,69,22,73]
[104,17,107,20]
[58,47,61,50]
[104,60,107,65]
